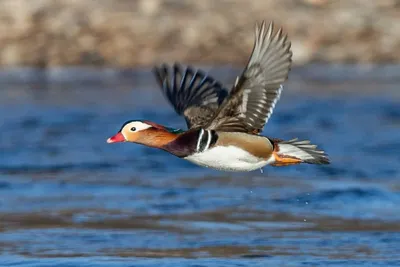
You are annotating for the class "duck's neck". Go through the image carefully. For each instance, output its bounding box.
[140,128,182,148]
[160,129,201,158]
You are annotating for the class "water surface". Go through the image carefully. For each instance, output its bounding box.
[0,65,399,266]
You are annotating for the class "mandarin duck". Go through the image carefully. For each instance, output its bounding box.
[107,21,329,172]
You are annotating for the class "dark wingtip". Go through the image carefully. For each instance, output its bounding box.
[305,156,330,165]
[152,63,170,86]
[304,151,330,165]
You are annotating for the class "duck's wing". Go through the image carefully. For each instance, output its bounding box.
[153,63,229,129]
[205,21,292,134]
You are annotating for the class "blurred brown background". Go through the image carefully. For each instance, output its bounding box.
[0,0,399,67]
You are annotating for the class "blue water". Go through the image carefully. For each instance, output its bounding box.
[0,65,399,266]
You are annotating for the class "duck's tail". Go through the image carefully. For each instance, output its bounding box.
[270,138,330,166]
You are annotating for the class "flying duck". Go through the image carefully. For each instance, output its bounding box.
[107,21,329,172]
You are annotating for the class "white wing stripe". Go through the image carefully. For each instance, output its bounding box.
[196,129,204,152]
[205,130,212,150]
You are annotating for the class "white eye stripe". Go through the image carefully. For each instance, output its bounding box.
[124,121,152,132]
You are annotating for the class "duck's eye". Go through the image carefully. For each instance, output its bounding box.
[130,127,137,132]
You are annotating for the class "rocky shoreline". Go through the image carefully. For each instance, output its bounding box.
[0,0,399,67]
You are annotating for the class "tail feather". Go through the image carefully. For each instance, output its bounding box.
[271,138,329,166]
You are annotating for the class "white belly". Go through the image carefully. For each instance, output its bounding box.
[184,146,275,172]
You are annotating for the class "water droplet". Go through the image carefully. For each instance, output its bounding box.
[304,219,307,222]
[305,201,309,205]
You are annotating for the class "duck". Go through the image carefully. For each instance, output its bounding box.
[107,21,329,172]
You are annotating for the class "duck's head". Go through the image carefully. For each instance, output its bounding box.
[107,120,181,148]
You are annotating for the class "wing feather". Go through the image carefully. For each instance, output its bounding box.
[206,21,292,134]
[153,63,228,129]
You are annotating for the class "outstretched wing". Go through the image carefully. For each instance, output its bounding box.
[206,21,292,134]
[153,63,229,129]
